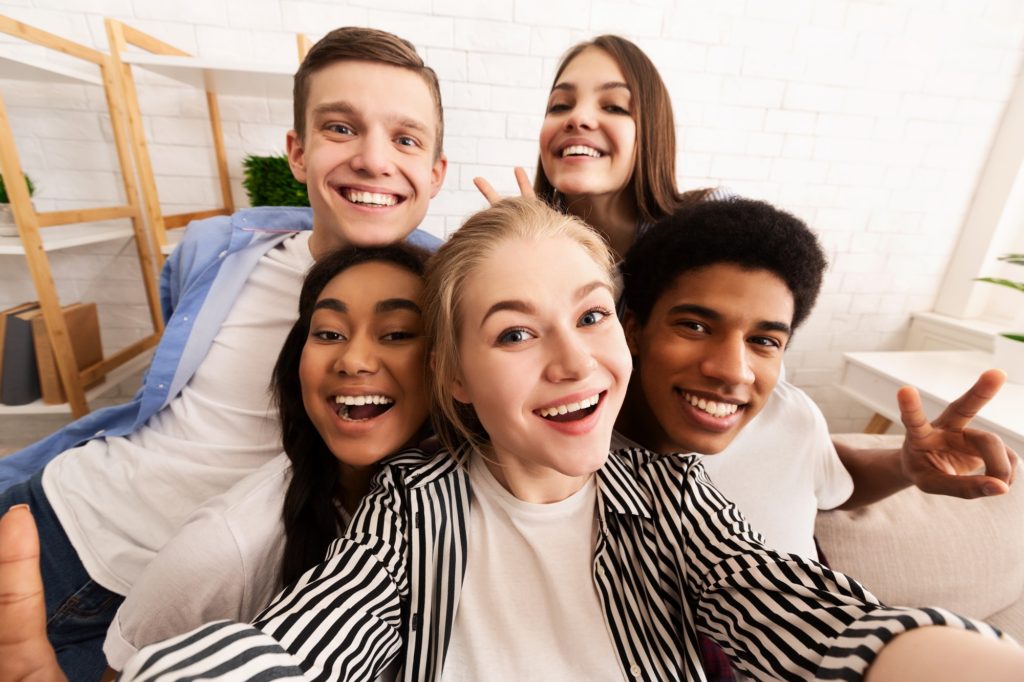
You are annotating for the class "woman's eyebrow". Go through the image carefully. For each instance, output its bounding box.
[551,81,630,93]
[314,298,347,313]
[376,298,422,315]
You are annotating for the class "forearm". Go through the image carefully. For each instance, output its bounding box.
[834,441,911,508]
[866,625,1024,681]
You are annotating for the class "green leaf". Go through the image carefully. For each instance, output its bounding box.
[242,154,309,207]
[1000,333,1024,343]
[997,254,1024,266]
[0,172,35,203]
[974,277,1024,293]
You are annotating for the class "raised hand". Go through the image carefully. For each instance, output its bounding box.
[0,505,66,682]
[473,167,535,205]
[898,369,1018,498]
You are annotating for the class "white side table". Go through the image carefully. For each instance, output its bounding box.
[839,350,1024,456]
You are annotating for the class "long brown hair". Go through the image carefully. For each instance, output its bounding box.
[533,35,711,225]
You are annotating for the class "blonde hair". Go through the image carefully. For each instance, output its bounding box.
[424,198,616,459]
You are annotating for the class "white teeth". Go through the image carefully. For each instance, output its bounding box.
[539,393,600,418]
[343,189,398,207]
[561,145,602,158]
[335,394,393,406]
[683,392,738,418]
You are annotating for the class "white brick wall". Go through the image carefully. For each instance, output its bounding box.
[1,0,1023,439]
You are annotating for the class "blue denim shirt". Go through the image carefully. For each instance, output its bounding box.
[1,207,441,488]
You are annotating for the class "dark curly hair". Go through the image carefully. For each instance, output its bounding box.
[271,242,430,587]
[621,198,827,332]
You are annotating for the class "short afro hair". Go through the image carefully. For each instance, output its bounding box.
[621,198,827,331]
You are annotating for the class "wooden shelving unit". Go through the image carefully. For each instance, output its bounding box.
[0,16,163,417]
[104,20,307,261]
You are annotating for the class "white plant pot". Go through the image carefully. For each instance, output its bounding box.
[0,203,17,237]
[993,333,1024,384]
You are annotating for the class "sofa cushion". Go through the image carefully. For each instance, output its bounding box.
[815,434,1024,641]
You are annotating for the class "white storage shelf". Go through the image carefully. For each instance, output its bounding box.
[121,52,295,99]
[0,48,102,85]
[0,224,135,254]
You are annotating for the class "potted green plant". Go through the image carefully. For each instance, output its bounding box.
[241,154,308,207]
[0,172,35,237]
[977,253,1024,383]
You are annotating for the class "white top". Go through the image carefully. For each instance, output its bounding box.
[614,379,853,560]
[44,232,314,595]
[103,454,292,670]
[442,456,622,682]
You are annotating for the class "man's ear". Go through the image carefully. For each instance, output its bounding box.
[623,309,642,356]
[286,129,307,184]
[429,153,448,198]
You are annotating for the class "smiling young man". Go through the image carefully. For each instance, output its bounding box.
[615,198,1017,561]
[0,27,446,680]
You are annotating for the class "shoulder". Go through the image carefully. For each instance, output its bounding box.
[376,447,464,489]
[405,228,443,252]
[763,379,827,431]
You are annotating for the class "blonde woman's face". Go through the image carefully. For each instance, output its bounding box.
[449,236,632,493]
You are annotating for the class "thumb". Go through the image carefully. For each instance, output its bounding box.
[913,472,1009,499]
[0,505,66,682]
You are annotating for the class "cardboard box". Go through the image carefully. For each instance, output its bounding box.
[26,303,104,404]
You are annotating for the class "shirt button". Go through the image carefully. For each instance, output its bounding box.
[182,315,189,321]
[630,663,642,677]
[93,429,105,436]
[157,384,165,389]
[218,250,228,258]
[597,566,605,578]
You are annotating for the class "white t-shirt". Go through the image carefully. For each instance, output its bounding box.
[103,454,292,670]
[443,457,622,682]
[44,232,314,595]
[613,380,853,560]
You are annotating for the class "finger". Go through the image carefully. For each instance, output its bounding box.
[472,176,502,205]
[932,369,1006,431]
[912,469,1009,499]
[962,428,1014,484]
[0,506,64,681]
[513,167,536,199]
[897,385,933,441]
[1008,448,1019,486]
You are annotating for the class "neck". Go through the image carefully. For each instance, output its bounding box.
[480,448,592,504]
[307,221,345,261]
[561,191,638,261]
[337,462,375,515]
[615,378,671,455]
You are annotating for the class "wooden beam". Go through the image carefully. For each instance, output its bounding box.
[0,15,104,65]
[163,208,231,229]
[36,205,136,227]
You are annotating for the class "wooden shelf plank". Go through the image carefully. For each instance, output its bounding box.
[0,348,151,415]
[120,52,294,98]
[0,224,134,254]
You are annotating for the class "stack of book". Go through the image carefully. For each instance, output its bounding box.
[0,302,104,406]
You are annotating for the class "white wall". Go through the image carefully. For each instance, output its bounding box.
[1,0,1023,435]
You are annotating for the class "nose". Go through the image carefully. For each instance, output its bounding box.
[564,103,597,131]
[700,335,755,387]
[544,329,597,383]
[333,333,380,376]
[350,130,394,176]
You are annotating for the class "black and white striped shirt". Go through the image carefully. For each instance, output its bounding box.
[121,448,1005,681]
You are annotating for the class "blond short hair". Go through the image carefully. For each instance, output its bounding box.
[423,198,616,458]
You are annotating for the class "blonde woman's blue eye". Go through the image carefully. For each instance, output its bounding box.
[579,309,608,327]
[498,328,533,345]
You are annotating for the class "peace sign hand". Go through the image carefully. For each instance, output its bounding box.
[473,167,536,205]
[899,369,1018,498]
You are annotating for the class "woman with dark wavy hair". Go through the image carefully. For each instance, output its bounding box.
[99,243,433,671]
